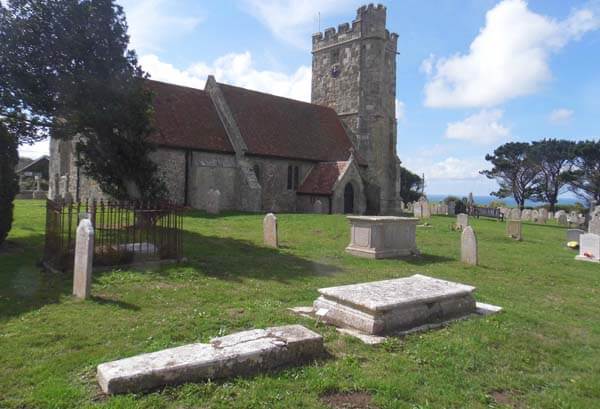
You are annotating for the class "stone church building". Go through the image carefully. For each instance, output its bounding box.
[50,4,402,214]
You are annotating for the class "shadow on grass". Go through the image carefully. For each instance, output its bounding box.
[401,253,454,265]
[0,229,340,321]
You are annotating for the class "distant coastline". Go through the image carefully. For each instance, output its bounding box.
[427,194,580,207]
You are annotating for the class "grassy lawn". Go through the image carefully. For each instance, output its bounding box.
[1,200,599,408]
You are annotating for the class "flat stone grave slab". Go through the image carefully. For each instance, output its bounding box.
[313,274,480,335]
[97,325,323,395]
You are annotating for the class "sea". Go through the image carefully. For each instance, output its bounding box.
[427,194,580,207]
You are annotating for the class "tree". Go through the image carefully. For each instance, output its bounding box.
[0,123,19,247]
[0,0,164,201]
[568,140,600,206]
[529,139,577,212]
[481,142,538,210]
[399,166,423,203]
[443,195,467,214]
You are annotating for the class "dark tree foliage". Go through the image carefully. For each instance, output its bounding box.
[443,195,467,214]
[529,139,577,212]
[481,142,537,210]
[569,140,600,205]
[399,166,423,203]
[0,123,19,247]
[0,0,164,201]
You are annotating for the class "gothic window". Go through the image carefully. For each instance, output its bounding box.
[253,164,260,183]
[287,165,300,190]
[294,166,300,190]
[287,166,293,190]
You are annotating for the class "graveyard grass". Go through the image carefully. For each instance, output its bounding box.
[1,201,600,409]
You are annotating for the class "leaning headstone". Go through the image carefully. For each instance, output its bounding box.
[313,199,323,214]
[73,218,94,299]
[558,214,568,226]
[206,189,221,215]
[97,325,323,395]
[576,233,600,263]
[588,217,600,235]
[263,213,278,248]
[456,213,469,230]
[567,229,585,244]
[506,220,522,241]
[461,226,478,266]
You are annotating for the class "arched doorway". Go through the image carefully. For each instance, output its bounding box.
[344,183,354,214]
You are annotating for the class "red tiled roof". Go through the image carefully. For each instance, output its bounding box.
[219,83,356,162]
[297,161,350,195]
[145,80,234,153]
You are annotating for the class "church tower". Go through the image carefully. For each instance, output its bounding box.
[311,4,401,214]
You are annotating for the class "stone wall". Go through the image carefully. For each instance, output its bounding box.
[150,148,186,205]
[331,161,366,214]
[188,151,239,211]
[297,195,331,214]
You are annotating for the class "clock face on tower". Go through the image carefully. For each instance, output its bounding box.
[331,65,340,78]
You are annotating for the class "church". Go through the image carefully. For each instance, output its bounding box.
[49,4,402,215]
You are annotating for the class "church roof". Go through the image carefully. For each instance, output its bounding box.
[218,83,357,162]
[146,80,234,153]
[297,161,350,195]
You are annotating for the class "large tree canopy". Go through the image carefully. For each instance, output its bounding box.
[399,166,423,203]
[481,142,538,210]
[529,139,576,212]
[0,122,19,247]
[0,0,164,200]
[569,140,600,205]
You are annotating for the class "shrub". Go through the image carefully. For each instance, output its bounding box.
[0,124,19,246]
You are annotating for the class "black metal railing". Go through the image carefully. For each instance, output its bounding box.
[468,205,504,221]
[43,199,183,271]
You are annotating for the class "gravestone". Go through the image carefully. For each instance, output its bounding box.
[34,175,41,191]
[576,233,600,263]
[447,201,456,216]
[555,210,566,220]
[413,202,422,218]
[263,213,278,248]
[567,229,584,244]
[461,226,478,266]
[558,214,568,226]
[548,211,554,220]
[73,218,94,299]
[537,209,548,224]
[97,325,324,395]
[509,208,521,220]
[206,189,221,215]
[531,210,539,222]
[346,216,418,258]
[506,220,522,241]
[313,274,477,335]
[313,199,323,214]
[521,209,531,221]
[588,217,600,235]
[456,213,469,230]
[420,198,431,219]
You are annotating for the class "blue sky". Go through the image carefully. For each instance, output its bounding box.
[19,0,600,196]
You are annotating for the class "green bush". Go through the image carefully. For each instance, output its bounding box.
[0,124,19,246]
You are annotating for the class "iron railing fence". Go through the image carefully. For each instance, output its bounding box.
[44,199,183,271]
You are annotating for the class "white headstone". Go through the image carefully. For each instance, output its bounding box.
[506,220,522,241]
[313,199,323,214]
[576,233,600,262]
[263,213,278,248]
[73,218,94,299]
[589,217,600,235]
[461,226,478,266]
[521,209,531,221]
[558,214,568,226]
[206,189,221,215]
[456,213,469,230]
[509,208,521,221]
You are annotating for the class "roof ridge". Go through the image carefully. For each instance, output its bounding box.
[145,78,206,93]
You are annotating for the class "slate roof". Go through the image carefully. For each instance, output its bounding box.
[297,161,350,195]
[218,83,356,162]
[146,80,234,153]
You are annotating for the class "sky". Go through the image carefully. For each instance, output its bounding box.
[17,0,600,196]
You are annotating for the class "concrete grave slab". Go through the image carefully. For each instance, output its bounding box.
[313,274,478,335]
[97,325,323,395]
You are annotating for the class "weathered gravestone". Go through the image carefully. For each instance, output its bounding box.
[461,226,478,266]
[506,220,522,241]
[548,211,554,220]
[313,274,478,335]
[576,233,600,263]
[345,216,419,258]
[531,210,540,223]
[521,209,531,221]
[447,201,456,216]
[412,202,422,218]
[537,209,548,224]
[588,217,600,235]
[263,213,278,248]
[73,218,94,299]
[558,214,568,226]
[97,325,324,394]
[456,213,469,230]
[313,199,323,213]
[206,189,221,215]
[509,208,521,221]
[567,229,585,245]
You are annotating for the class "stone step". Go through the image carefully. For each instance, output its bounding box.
[97,325,323,395]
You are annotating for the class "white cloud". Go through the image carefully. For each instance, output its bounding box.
[548,108,574,125]
[422,0,600,108]
[403,156,486,181]
[140,52,312,102]
[396,100,406,122]
[18,139,49,159]
[119,0,203,53]
[242,0,362,48]
[445,109,510,144]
